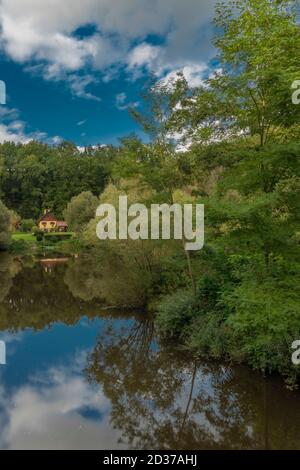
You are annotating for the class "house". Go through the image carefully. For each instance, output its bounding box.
[38,211,68,233]
[56,221,69,232]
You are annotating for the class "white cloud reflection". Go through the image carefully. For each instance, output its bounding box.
[0,353,124,450]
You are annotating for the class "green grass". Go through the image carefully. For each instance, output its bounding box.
[10,231,79,255]
[12,233,36,242]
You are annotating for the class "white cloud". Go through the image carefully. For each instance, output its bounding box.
[0,105,62,144]
[127,43,161,72]
[67,75,101,102]
[77,144,107,153]
[115,92,139,111]
[160,63,208,89]
[0,122,31,144]
[0,0,219,97]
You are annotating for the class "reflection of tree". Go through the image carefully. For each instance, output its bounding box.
[0,257,148,334]
[86,317,300,450]
[86,316,190,449]
[64,251,152,307]
[0,253,21,302]
[0,260,103,332]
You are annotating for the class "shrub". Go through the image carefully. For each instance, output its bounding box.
[155,290,196,338]
[223,275,300,380]
[35,231,44,242]
[19,219,35,233]
[43,233,73,243]
[188,311,229,359]
[9,239,34,255]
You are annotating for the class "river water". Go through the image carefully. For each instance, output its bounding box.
[0,254,300,450]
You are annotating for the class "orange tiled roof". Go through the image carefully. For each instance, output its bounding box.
[56,221,68,227]
[38,213,58,223]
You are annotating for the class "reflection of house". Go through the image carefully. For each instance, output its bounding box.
[38,211,68,232]
[40,258,69,273]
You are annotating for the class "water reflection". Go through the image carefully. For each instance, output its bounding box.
[0,350,124,449]
[0,253,300,450]
[86,320,300,450]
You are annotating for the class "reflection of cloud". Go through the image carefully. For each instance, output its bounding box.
[0,331,24,344]
[0,331,24,361]
[0,352,125,450]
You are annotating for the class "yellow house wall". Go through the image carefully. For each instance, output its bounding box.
[38,221,57,231]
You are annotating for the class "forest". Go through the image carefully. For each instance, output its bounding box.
[1,0,300,385]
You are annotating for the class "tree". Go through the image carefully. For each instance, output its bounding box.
[112,78,199,294]
[63,191,99,233]
[202,141,300,378]
[0,200,11,250]
[169,0,300,147]
[0,141,113,219]
[19,218,35,233]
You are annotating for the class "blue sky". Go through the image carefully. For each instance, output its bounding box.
[0,0,218,146]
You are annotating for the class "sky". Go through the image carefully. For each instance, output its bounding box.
[0,0,219,146]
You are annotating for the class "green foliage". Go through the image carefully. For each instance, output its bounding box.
[35,232,44,242]
[19,219,35,233]
[43,232,73,243]
[0,141,114,219]
[167,0,300,147]
[64,191,99,233]
[0,200,11,250]
[155,290,196,338]
[223,271,300,378]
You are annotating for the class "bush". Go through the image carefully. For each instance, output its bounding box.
[43,233,73,243]
[223,275,300,380]
[195,276,222,312]
[188,311,228,359]
[155,290,196,338]
[19,219,35,233]
[9,239,34,255]
[35,231,44,242]
[155,274,233,359]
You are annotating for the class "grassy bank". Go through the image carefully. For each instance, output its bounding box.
[9,232,82,256]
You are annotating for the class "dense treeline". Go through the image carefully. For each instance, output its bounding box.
[0,141,116,219]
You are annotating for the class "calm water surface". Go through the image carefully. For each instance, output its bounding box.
[0,253,300,450]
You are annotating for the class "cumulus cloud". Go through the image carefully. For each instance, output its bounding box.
[127,43,162,76]
[0,0,218,96]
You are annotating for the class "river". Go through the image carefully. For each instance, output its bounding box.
[0,254,300,450]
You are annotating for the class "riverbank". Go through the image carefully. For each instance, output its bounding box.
[9,232,82,257]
